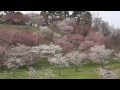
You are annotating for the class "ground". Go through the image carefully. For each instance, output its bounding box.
[0,58,120,79]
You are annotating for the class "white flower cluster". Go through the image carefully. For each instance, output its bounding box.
[5,43,31,56]
[0,46,7,66]
[38,44,62,55]
[90,45,113,63]
[66,51,86,65]
[48,53,69,68]
[4,44,39,69]
[57,19,74,33]
[115,52,120,62]
[39,26,53,34]
[27,66,37,79]
[53,32,62,40]
[4,57,24,69]
[0,46,7,55]
[27,67,54,79]
[57,21,68,29]
[39,26,54,41]
[63,18,76,24]
[38,68,55,79]
[98,68,117,79]
[3,43,63,70]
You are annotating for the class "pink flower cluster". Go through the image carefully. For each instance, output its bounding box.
[79,41,95,50]
[0,29,41,46]
[86,31,106,45]
[65,34,85,45]
[55,39,75,53]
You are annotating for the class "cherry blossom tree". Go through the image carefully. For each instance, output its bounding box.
[39,26,54,42]
[4,12,25,25]
[66,51,86,72]
[115,52,120,63]
[90,45,113,68]
[53,32,62,40]
[34,16,45,27]
[23,14,31,25]
[27,67,55,79]
[31,43,62,57]
[48,53,69,76]
[98,68,117,79]
[86,31,107,45]
[4,57,24,77]
[55,39,75,54]
[0,29,42,46]
[0,45,7,66]
[4,44,39,76]
[0,29,17,45]
[65,34,85,47]
[57,19,74,34]
[79,41,95,50]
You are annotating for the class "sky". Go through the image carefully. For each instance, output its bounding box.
[20,11,120,28]
[90,11,120,28]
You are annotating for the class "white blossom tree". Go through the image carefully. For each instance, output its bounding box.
[57,19,74,34]
[90,45,113,68]
[39,26,54,41]
[27,67,55,79]
[35,43,62,57]
[48,53,69,76]
[66,51,86,72]
[4,44,39,76]
[98,68,117,79]
[4,57,24,77]
[0,46,7,66]
[115,52,120,63]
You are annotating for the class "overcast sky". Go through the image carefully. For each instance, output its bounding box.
[20,11,120,28]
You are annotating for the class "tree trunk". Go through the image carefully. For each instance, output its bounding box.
[101,62,104,68]
[12,69,16,77]
[76,65,78,72]
[51,15,53,26]
[13,71,16,77]
[100,58,104,68]
[58,67,61,76]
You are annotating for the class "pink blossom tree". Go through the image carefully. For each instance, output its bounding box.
[55,39,75,54]
[65,34,85,47]
[0,29,17,45]
[79,41,95,50]
[86,31,107,45]
[12,31,41,46]
[0,29,42,46]
[4,12,25,25]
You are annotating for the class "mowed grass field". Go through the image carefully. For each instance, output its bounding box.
[0,24,39,32]
[0,58,120,79]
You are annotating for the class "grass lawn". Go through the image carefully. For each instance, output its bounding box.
[0,24,39,32]
[0,58,120,79]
